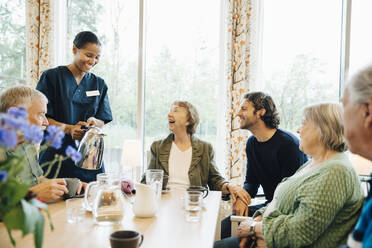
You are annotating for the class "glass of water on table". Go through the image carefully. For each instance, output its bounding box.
[145,169,163,200]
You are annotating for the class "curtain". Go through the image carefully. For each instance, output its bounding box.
[26,0,54,88]
[223,0,260,185]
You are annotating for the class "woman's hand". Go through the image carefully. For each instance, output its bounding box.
[228,184,251,206]
[234,198,249,216]
[69,121,87,140]
[87,117,104,128]
[237,218,255,238]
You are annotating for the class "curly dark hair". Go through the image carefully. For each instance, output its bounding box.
[244,92,280,129]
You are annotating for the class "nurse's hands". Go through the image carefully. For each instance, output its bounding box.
[70,121,87,140]
[87,117,104,128]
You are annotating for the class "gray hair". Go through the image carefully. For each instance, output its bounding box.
[347,64,372,103]
[0,85,48,113]
[304,103,347,152]
[172,101,200,135]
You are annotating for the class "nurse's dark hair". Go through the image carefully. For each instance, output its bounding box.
[73,31,101,49]
[243,91,280,129]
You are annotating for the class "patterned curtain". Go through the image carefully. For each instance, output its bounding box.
[224,0,260,185]
[26,0,54,88]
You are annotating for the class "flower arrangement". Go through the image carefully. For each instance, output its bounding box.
[0,107,81,248]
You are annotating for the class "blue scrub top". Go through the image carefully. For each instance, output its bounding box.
[36,66,113,182]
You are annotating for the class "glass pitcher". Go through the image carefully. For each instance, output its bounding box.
[92,175,125,225]
[84,173,111,212]
[84,173,125,225]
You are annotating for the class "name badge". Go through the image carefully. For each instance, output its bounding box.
[86,90,100,97]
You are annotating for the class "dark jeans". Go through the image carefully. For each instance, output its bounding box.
[221,203,266,239]
[214,237,256,248]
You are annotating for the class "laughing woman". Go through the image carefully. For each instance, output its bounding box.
[36,31,113,182]
[142,101,250,200]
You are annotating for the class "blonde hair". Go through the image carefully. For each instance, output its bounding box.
[0,86,48,113]
[172,101,200,135]
[304,103,347,152]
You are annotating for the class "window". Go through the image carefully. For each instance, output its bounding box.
[349,0,372,75]
[0,0,26,93]
[144,0,221,152]
[65,0,222,173]
[66,0,139,173]
[260,0,342,133]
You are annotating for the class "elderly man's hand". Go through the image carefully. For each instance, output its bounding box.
[30,178,68,202]
[256,238,267,248]
[76,181,87,195]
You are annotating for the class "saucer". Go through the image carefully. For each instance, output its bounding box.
[162,187,170,194]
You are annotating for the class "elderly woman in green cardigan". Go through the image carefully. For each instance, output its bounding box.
[215,103,364,248]
[142,101,249,202]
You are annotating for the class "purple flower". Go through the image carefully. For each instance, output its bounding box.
[3,116,28,131]
[45,125,65,149]
[121,179,135,194]
[0,171,7,182]
[0,127,18,148]
[7,107,28,119]
[65,145,82,163]
[22,125,44,143]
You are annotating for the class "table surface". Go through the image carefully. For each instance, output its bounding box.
[0,187,221,248]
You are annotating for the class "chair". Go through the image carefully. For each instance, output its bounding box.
[230,196,266,236]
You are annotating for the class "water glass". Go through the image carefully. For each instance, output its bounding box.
[184,191,202,222]
[66,198,85,223]
[145,169,163,200]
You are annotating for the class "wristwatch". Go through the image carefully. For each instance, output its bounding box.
[249,221,257,236]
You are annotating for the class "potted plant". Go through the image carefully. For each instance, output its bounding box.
[0,107,81,248]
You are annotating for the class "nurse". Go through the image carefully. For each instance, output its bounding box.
[36,31,113,182]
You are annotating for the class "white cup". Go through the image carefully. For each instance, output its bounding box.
[184,191,203,222]
[66,198,84,223]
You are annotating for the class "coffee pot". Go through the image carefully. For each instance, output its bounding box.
[75,126,105,170]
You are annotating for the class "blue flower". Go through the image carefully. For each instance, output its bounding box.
[65,145,82,163]
[0,127,18,148]
[7,107,28,119]
[22,125,44,144]
[0,171,7,182]
[45,125,65,149]
[3,116,28,131]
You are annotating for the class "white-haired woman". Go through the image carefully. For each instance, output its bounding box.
[215,103,364,248]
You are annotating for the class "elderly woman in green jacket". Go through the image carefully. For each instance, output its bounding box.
[215,103,364,248]
[142,101,249,200]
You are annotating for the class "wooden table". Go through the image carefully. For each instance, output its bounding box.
[0,188,221,248]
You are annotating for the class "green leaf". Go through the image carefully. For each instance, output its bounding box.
[33,211,44,248]
[3,204,24,230]
[21,199,44,234]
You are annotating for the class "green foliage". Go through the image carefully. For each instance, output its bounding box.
[0,0,26,79]
[264,54,338,133]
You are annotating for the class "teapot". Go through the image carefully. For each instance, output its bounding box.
[133,183,159,218]
[75,126,105,170]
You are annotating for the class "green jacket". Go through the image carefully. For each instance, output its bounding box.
[254,153,364,248]
[142,134,227,191]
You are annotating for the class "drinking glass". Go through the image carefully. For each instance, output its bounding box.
[66,198,85,223]
[145,169,163,200]
[184,191,202,222]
